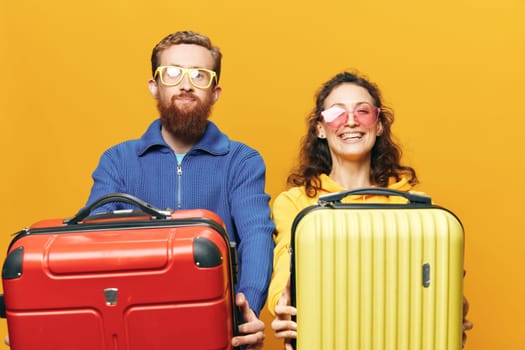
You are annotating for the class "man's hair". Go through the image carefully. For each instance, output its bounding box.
[151,31,222,83]
[288,70,418,197]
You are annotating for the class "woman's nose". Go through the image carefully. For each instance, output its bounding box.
[345,111,358,126]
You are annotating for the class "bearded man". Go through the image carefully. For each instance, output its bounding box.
[85,31,274,349]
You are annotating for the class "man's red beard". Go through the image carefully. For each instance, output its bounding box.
[158,92,213,145]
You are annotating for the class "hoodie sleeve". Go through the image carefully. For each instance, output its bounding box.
[267,190,303,316]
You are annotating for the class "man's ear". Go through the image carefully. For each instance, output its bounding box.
[148,79,159,99]
[211,85,222,104]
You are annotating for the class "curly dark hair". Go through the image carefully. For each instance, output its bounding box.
[288,71,418,197]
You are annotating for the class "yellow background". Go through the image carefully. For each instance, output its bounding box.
[1,0,524,349]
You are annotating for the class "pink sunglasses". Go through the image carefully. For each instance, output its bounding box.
[321,102,380,130]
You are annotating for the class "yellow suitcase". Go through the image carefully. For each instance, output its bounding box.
[290,188,464,350]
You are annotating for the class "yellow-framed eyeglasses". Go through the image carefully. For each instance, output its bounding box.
[154,65,217,89]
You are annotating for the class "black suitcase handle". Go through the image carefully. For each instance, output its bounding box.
[318,187,431,205]
[66,193,170,225]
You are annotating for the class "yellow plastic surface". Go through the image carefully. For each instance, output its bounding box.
[294,208,464,350]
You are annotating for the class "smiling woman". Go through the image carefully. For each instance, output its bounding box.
[267,70,473,349]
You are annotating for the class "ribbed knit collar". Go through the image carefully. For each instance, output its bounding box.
[137,119,229,156]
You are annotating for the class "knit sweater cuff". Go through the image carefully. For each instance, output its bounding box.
[239,287,265,317]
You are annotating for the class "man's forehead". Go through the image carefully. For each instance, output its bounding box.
[159,44,214,68]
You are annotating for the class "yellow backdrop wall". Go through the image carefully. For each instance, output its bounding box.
[2,0,524,348]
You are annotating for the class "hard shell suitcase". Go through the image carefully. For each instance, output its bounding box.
[1,193,240,350]
[290,188,464,350]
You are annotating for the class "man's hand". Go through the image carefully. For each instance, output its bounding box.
[231,292,265,349]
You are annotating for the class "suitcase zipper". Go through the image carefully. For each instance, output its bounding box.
[8,218,229,249]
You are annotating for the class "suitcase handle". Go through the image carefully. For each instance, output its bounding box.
[318,187,431,205]
[66,193,170,225]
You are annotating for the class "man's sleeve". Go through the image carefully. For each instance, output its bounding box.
[228,151,275,315]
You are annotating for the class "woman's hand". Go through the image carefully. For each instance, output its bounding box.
[271,279,297,349]
[462,295,473,348]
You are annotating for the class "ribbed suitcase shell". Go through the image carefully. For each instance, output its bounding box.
[291,189,464,350]
[2,193,239,350]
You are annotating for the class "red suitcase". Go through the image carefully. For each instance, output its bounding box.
[1,193,239,350]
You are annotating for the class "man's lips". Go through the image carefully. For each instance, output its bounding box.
[175,96,196,102]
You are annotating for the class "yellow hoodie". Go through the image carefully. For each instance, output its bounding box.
[267,174,415,315]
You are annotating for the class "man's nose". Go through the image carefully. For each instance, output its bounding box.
[178,72,194,90]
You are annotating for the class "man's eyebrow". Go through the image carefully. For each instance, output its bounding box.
[164,64,204,69]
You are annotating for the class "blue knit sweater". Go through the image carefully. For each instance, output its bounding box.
[86,119,275,314]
